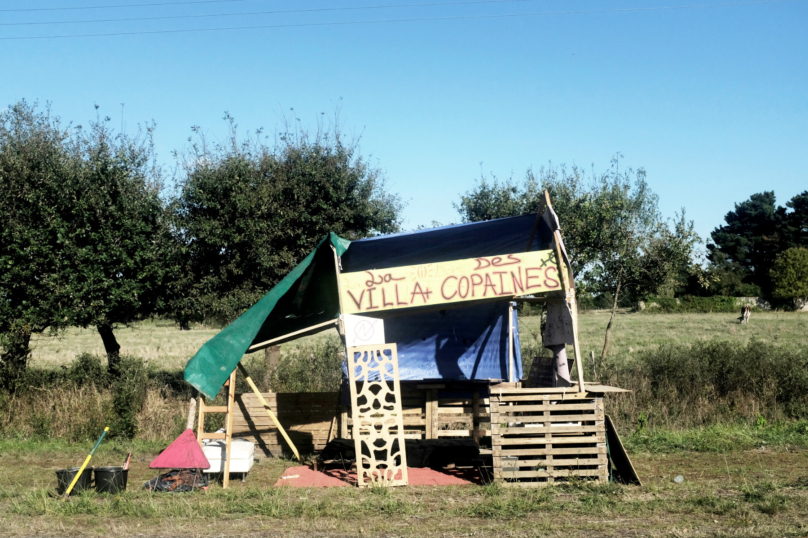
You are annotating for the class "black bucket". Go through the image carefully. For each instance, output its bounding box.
[95,466,128,494]
[55,467,94,495]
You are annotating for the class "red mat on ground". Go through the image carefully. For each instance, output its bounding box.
[275,466,482,487]
[150,429,210,469]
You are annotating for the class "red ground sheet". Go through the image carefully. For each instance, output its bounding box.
[274,465,483,487]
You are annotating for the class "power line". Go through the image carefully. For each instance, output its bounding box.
[0,0,797,40]
[0,0,254,12]
[1,0,539,27]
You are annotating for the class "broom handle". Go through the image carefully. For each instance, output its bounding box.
[62,427,109,500]
[237,364,300,461]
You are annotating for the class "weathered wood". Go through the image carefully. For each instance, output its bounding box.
[247,319,339,353]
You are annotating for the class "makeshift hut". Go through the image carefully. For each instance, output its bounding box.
[184,192,635,487]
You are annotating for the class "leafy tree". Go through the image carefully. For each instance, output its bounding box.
[456,156,699,363]
[770,247,808,309]
[57,113,174,374]
[171,115,402,325]
[456,164,609,278]
[0,102,74,389]
[0,101,173,382]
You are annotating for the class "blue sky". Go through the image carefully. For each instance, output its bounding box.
[2,0,806,245]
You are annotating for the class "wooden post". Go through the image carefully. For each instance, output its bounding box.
[222,369,236,489]
[508,302,515,383]
[264,345,280,391]
[340,405,349,439]
[472,390,481,444]
[542,191,586,393]
[425,389,433,439]
[428,389,439,439]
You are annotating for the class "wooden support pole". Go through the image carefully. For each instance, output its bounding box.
[508,302,516,383]
[222,369,236,489]
[237,363,301,461]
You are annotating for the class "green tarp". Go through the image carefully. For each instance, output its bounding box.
[184,233,350,399]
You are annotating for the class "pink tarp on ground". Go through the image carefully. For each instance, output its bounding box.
[274,466,482,487]
[150,429,210,469]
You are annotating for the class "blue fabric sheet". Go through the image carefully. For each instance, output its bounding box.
[343,301,522,382]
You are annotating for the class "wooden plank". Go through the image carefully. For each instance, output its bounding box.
[496,468,605,479]
[492,403,600,413]
[199,432,227,440]
[200,405,229,413]
[247,319,338,353]
[493,447,607,457]
[494,425,603,435]
[494,434,605,446]
[498,393,593,402]
[493,413,603,423]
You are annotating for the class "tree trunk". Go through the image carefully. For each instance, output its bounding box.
[600,280,622,364]
[97,322,122,376]
[0,327,32,391]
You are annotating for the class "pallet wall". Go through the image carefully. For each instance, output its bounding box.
[232,381,509,456]
[491,389,608,486]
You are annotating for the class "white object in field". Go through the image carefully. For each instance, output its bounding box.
[202,438,255,474]
[342,314,385,347]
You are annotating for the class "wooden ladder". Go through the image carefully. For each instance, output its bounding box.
[197,369,236,488]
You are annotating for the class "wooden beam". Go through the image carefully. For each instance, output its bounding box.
[246,319,338,353]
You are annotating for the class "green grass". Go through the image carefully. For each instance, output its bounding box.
[0,439,807,537]
[28,311,808,373]
[521,310,808,363]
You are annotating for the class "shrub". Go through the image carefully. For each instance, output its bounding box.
[639,295,741,313]
[111,355,148,438]
[770,247,808,309]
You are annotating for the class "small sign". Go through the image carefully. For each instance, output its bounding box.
[343,314,386,347]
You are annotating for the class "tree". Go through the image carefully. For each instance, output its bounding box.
[455,156,699,363]
[707,192,785,296]
[0,101,74,389]
[0,101,174,382]
[58,113,174,374]
[171,115,402,325]
[770,247,808,309]
[455,164,610,278]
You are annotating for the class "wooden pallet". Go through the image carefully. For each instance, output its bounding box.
[491,388,608,486]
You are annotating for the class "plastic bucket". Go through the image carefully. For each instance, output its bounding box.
[94,466,128,494]
[55,467,94,495]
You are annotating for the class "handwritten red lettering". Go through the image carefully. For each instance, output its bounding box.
[544,266,560,288]
[394,284,408,305]
[494,271,511,295]
[470,274,483,297]
[458,276,469,298]
[366,287,379,310]
[525,268,542,289]
[381,288,394,307]
[410,282,432,303]
[511,267,524,294]
[346,289,365,310]
[483,274,497,296]
[441,276,458,300]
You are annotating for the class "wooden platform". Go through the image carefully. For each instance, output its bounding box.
[232,381,516,457]
[491,388,608,486]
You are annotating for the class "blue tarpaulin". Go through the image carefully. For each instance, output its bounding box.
[343,301,522,382]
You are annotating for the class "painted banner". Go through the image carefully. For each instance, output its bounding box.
[339,250,560,314]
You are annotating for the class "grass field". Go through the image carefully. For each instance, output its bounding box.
[7,312,808,537]
[0,438,807,538]
[28,311,808,372]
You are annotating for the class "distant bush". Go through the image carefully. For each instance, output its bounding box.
[639,295,742,313]
[604,339,808,432]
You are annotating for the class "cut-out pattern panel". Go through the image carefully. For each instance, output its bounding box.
[347,343,408,487]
